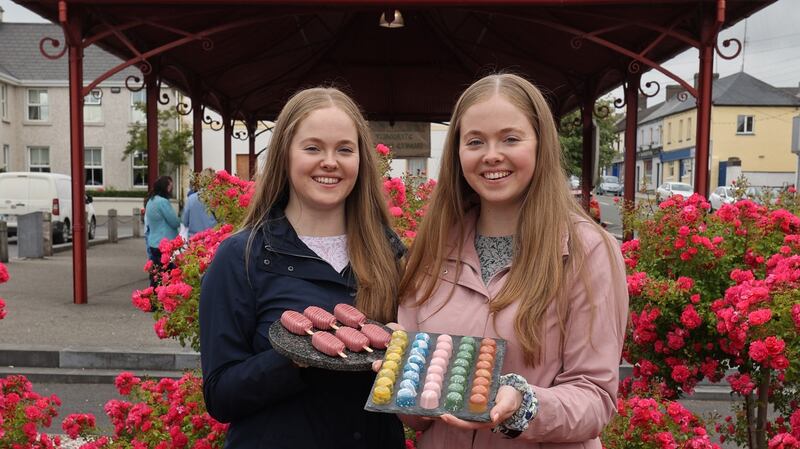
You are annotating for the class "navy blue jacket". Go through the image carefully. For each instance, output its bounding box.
[199,207,405,449]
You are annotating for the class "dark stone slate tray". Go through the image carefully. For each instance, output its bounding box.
[268,320,388,371]
[364,332,506,422]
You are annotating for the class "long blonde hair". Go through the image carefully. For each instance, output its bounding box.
[241,87,400,323]
[400,73,610,366]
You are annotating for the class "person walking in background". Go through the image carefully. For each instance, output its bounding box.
[397,73,629,449]
[199,87,405,448]
[182,171,217,238]
[145,175,180,287]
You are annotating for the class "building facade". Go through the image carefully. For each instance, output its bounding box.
[0,22,176,191]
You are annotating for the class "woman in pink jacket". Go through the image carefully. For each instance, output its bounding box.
[397,73,629,449]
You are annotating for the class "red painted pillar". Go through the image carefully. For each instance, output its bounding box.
[694,14,717,198]
[145,74,159,190]
[248,121,256,180]
[66,15,88,304]
[623,74,641,241]
[223,112,232,174]
[580,94,596,212]
[192,97,203,173]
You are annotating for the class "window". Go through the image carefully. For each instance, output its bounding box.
[678,120,683,142]
[737,115,754,134]
[132,150,148,187]
[669,163,675,177]
[131,90,146,123]
[85,147,103,186]
[658,125,663,144]
[667,122,672,144]
[687,117,692,141]
[648,127,653,145]
[639,129,644,148]
[1,144,8,172]
[0,83,7,120]
[26,89,49,121]
[28,146,50,172]
[84,89,102,123]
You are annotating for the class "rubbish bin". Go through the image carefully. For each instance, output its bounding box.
[18,212,45,258]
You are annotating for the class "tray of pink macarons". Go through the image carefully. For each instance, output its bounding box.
[364,330,507,423]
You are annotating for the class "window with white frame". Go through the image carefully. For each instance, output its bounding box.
[28,146,50,172]
[737,115,754,134]
[678,119,683,142]
[667,122,672,143]
[0,83,8,120]
[132,150,148,187]
[131,90,146,123]
[85,147,103,186]
[84,89,103,123]
[1,144,9,172]
[26,89,49,121]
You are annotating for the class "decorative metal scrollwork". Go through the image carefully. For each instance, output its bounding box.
[639,80,661,98]
[39,37,67,60]
[125,75,145,92]
[676,91,690,102]
[613,96,627,109]
[232,128,249,141]
[176,100,192,116]
[201,38,214,51]
[627,60,642,75]
[594,104,611,119]
[201,106,223,131]
[139,60,153,76]
[715,38,742,60]
[570,36,583,50]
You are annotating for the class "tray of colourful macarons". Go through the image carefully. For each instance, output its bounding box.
[268,304,391,371]
[364,330,506,422]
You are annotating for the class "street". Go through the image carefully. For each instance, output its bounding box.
[595,193,624,238]
[5,216,135,260]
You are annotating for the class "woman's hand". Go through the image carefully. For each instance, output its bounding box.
[439,385,522,430]
[371,322,405,372]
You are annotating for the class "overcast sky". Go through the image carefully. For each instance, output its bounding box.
[2,0,798,105]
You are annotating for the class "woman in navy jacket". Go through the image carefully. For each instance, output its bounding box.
[199,87,405,449]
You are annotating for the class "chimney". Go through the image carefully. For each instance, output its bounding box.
[666,85,683,101]
[0,6,4,22]
[693,72,720,88]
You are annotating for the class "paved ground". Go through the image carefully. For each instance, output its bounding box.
[0,236,190,352]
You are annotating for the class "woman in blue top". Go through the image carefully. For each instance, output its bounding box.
[145,175,180,287]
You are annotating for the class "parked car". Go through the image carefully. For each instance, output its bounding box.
[709,186,735,210]
[0,172,97,243]
[568,175,580,189]
[596,175,623,196]
[656,182,694,199]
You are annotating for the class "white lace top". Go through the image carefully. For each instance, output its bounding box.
[298,234,350,273]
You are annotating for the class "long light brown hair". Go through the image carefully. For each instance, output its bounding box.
[241,87,400,323]
[400,73,615,366]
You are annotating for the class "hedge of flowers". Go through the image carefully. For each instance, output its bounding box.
[64,372,227,449]
[622,186,800,449]
[0,261,7,320]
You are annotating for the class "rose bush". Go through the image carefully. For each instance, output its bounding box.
[622,189,800,449]
[63,372,227,449]
[602,387,721,449]
[0,375,63,448]
[1,261,8,320]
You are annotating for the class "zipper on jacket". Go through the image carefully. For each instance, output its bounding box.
[265,242,354,284]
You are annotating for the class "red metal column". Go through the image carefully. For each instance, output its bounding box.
[623,74,641,241]
[224,113,232,174]
[248,121,256,180]
[145,74,159,190]
[693,13,717,198]
[580,94,595,212]
[192,97,203,173]
[66,15,88,304]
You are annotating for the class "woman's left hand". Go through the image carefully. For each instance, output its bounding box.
[439,385,522,430]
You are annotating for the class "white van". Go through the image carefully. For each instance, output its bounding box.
[0,172,97,244]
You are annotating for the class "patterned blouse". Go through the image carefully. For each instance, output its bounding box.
[298,234,349,273]
[474,234,514,285]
